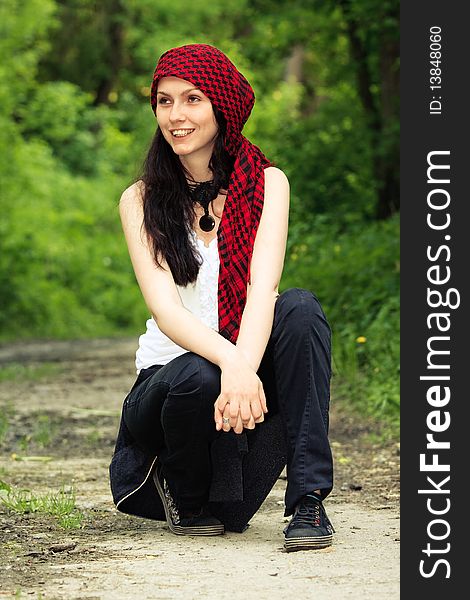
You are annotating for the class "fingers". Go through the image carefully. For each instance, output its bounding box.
[249,398,263,421]
[228,399,241,429]
[222,403,232,433]
[239,399,253,423]
[233,414,244,435]
[214,398,221,430]
[214,394,229,431]
[215,397,254,432]
[215,393,229,414]
[259,381,268,414]
[244,415,256,430]
[215,390,267,433]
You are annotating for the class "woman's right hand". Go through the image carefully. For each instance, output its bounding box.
[214,353,267,434]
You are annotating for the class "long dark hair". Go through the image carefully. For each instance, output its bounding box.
[138,107,234,286]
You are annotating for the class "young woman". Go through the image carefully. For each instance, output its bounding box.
[109,43,334,552]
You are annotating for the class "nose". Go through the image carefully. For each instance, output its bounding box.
[169,100,186,123]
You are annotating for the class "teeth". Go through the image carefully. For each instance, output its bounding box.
[172,129,194,137]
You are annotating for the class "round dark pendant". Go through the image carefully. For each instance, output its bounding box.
[199,214,215,232]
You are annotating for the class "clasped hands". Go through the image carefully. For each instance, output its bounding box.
[213,353,268,435]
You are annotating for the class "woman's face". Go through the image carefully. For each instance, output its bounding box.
[156,76,218,161]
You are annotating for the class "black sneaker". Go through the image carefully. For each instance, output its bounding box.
[283,493,335,552]
[153,464,224,536]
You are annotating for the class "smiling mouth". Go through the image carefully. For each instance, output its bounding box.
[171,129,195,138]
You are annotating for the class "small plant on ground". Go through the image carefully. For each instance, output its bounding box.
[0,480,84,529]
[32,414,58,448]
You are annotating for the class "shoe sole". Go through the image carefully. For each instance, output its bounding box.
[284,535,333,552]
[153,469,224,537]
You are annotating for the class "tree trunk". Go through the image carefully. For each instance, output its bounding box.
[93,1,125,106]
[376,30,400,218]
[284,45,305,83]
[338,0,399,219]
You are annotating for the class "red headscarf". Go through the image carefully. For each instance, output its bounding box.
[151,44,272,343]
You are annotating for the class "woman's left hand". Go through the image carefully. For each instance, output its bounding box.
[214,352,267,433]
[221,403,256,434]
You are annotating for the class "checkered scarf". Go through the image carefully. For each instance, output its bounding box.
[151,44,272,343]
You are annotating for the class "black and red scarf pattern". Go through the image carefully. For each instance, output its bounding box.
[150,44,272,343]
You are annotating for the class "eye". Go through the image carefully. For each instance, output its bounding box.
[188,95,201,103]
[157,97,171,105]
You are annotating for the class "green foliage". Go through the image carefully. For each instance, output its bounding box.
[282,214,399,422]
[0,0,399,425]
[283,89,377,221]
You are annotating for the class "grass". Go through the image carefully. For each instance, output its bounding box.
[0,480,84,529]
[13,591,45,599]
[17,414,59,452]
[0,407,60,452]
[0,404,13,446]
[86,427,103,445]
[331,372,400,442]
[33,415,58,447]
[0,362,62,383]
[331,332,400,437]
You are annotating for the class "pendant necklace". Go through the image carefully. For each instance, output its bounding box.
[187,179,217,232]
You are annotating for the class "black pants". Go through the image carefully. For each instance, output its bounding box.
[123,288,333,515]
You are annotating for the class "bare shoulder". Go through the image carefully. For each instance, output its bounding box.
[119,180,145,209]
[263,166,290,212]
[119,180,146,222]
[264,166,290,188]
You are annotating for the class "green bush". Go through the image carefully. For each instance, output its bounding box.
[0,0,399,430]
[281,214,399,424]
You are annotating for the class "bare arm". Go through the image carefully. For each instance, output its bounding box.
[236,166,290,372]
[119,183,239,368]
[119,183,263,434]
[216,167,290,432]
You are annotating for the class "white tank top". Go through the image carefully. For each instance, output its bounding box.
[135,231,219,372]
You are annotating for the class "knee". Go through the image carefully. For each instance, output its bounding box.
[167,353,220,402]
[275,288,328,324]
[197,356,221,401]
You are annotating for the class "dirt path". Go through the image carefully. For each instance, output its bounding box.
[0,339,399,599]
